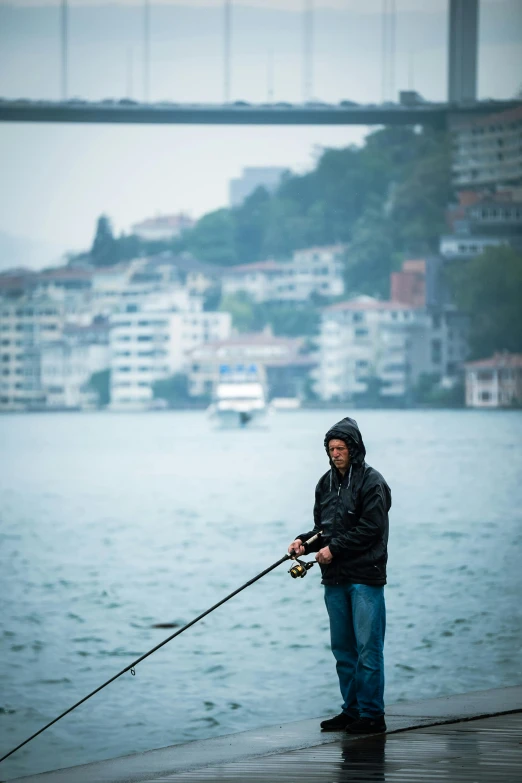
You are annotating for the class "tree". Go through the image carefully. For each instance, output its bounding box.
[90,215,117,267]
[152,373,190,405]
[219,292,256,332]
[233,186,271,263]
[447,246,522,359]
[344,201,397,298]
[88,369,110,407]
[187,209,237,266]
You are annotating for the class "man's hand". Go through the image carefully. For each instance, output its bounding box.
[316,546,333,564]
[288,539,305,558]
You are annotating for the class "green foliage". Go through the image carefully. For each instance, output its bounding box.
[344,200,397,298]
[232,186,272,263]
[353,375,387,408]
[219,292,256,332]
[72,126,451,297]
[90,215,117,267]
[152,373,190,404]
[187,209,237,266]
[413,373,465,408]
[219,293,320,337]
[255,303,320,337]
[88,369,110,407]
[447,246,522,359]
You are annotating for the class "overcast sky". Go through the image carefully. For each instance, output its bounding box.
[0,0,520,268]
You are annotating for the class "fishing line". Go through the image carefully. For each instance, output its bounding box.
[0,531,321,765]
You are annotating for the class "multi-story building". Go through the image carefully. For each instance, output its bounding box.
[221,245,345,303]
[465,352,522,408]
[187,332,315,400]
[313,296,454,403]
[451,105,522,190]
[0,294,64,411]
[39,321,111,409]
[110,304,231,410]
[442,188,522,259]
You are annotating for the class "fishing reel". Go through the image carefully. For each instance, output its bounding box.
[288,557,315,579]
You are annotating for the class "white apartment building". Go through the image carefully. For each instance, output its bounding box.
[465,352,522,408]
[39,322,111,409]
[110,307,231,410]
[314,297,436,402]
[221,245,345,303]
[0,294,64,411]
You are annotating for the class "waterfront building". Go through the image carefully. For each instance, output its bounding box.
[465,352,522,408]
[221,245,345,303]
[110,304,231,410]
[188,332,315,400]
[0,293,64,411]
[39,321,111,409]
[312,296,460,403]
[451,105,522,190]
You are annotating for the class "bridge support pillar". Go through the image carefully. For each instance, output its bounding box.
[448,0,479,103]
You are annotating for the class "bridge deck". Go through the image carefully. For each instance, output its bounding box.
[1,100,520,127]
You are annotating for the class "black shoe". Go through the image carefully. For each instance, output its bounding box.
[320,712,359,731]
[345,715,386,734]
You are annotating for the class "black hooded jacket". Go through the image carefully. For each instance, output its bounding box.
[296,417,391,586]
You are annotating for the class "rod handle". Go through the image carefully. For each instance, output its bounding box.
[290,530,323,557]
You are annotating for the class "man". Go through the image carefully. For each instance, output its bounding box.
[288,416,391,734]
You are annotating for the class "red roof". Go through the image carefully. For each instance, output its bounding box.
[465,352,522,369]
[224,260,282,274]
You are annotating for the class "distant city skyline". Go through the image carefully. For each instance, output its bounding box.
[0,0,520,268]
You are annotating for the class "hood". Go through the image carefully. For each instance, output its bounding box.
[324,416,366,469]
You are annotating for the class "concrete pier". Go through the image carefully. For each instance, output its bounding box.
[7,685,522,782]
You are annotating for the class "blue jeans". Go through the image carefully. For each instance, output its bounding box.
[324,583,386,718]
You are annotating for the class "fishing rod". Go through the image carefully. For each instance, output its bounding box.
[0,531,322,765]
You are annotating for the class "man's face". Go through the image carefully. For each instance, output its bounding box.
[328,438,350,473]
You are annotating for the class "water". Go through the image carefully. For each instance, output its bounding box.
[1,409,521,779]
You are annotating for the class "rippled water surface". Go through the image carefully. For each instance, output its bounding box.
[1,409,521,779]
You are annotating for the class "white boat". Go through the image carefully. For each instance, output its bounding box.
[207,364,269,428]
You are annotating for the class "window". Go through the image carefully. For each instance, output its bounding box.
[477,370,493,381]
[354,328,369,338]
[480,391,491,402]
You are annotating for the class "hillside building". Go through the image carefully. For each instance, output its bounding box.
[452,106,522,190]
[221,245,345,303]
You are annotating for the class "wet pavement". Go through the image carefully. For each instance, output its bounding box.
[6,686,522,782]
